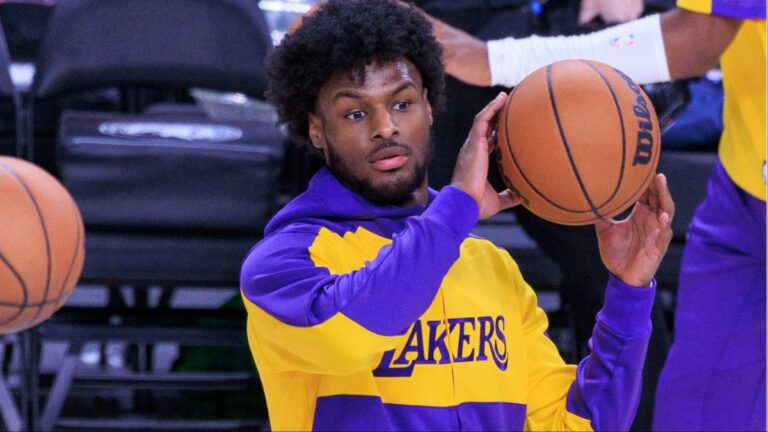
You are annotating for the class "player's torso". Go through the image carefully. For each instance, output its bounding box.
[678,0,767,199]
[718,19,766,200]
[310,223,530,427]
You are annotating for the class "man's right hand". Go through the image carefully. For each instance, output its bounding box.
[451,92,519,219]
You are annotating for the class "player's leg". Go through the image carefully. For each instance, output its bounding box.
[653,161,766,431]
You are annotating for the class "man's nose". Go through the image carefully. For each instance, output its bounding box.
[370,108,398,141]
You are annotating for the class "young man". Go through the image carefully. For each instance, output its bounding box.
[422,1,766,429]
[240,1,674,430]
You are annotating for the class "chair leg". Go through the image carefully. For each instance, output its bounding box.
[19,330,39,431]
[132,285,155,413]
[39,343,80,432]
[157,286,174,309]
[108,285,127,309]
[0,339,22,432]
[2,336,13,375]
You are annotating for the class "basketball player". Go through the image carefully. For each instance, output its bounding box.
[240,1,675,430]
[422,1,766,430]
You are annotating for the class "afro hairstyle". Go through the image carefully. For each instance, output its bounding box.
[266,0,445,150]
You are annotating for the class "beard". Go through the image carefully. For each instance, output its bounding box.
[325,138,432,207]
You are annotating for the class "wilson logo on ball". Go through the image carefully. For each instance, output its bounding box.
[613,68,655,167]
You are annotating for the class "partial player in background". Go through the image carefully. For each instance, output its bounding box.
[423,0,766,429]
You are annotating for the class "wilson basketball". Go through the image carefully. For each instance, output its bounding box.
[496,59,660,225]
[0,157,84,333]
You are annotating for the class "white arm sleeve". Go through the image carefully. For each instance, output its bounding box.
[488,14,670,87]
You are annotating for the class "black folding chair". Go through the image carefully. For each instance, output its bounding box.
[25,1,280,429]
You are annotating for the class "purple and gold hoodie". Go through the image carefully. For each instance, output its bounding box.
[240,167,655,431]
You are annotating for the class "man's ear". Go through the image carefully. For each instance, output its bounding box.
[308,113,327,157]
[423,88,433,126]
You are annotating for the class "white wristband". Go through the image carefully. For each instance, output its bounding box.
[488,14,670,87]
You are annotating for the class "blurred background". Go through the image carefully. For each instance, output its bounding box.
[0,0,720,430]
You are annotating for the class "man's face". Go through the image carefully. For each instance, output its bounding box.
[309,59,433,206]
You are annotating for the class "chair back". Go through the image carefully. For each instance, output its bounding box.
[32,0,272,99]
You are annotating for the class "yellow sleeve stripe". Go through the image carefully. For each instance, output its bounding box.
[676,0,713,14]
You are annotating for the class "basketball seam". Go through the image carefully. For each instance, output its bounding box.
[502,84,597,214]
[0,160,53,326]
[546,64,603,220]
[580,60,626,211]
[543,172,657,224]
[0,298,63,308]
[0,253,29,325]
[603,169,657,219]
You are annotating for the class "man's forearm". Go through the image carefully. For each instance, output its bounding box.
[431,7,741,88]
[661,8,741,79]
[565,275,656,430]
[426,13,492,86]
[487,14,669,87]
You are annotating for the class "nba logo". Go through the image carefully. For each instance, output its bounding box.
[610,34,636,48]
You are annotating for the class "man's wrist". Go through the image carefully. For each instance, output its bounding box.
[612,272,653,288]
[597,274,656,337]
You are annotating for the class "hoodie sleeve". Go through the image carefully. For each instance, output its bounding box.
[504,256,655,431]
[241,186,478,375]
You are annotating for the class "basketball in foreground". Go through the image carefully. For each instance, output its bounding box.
[496,59,660,225]
[0,157,84,333]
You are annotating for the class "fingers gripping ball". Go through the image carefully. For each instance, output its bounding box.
[0,157,84,333]
[496,60,660,225]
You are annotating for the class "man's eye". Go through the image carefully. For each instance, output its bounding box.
[345,111,365,120]
[393,101,410,110]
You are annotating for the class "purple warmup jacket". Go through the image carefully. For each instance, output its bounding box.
[241,168,656,431]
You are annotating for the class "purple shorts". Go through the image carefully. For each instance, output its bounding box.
[653,161,766,431]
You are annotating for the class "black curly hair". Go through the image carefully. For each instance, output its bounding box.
[266,0,445,150]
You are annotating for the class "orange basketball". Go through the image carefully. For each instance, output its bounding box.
[496,59,660,225]
[0,157,84,333]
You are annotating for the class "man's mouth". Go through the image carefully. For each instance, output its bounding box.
[369,145,410,172]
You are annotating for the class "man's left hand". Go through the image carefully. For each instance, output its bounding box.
[595,173,675,287]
